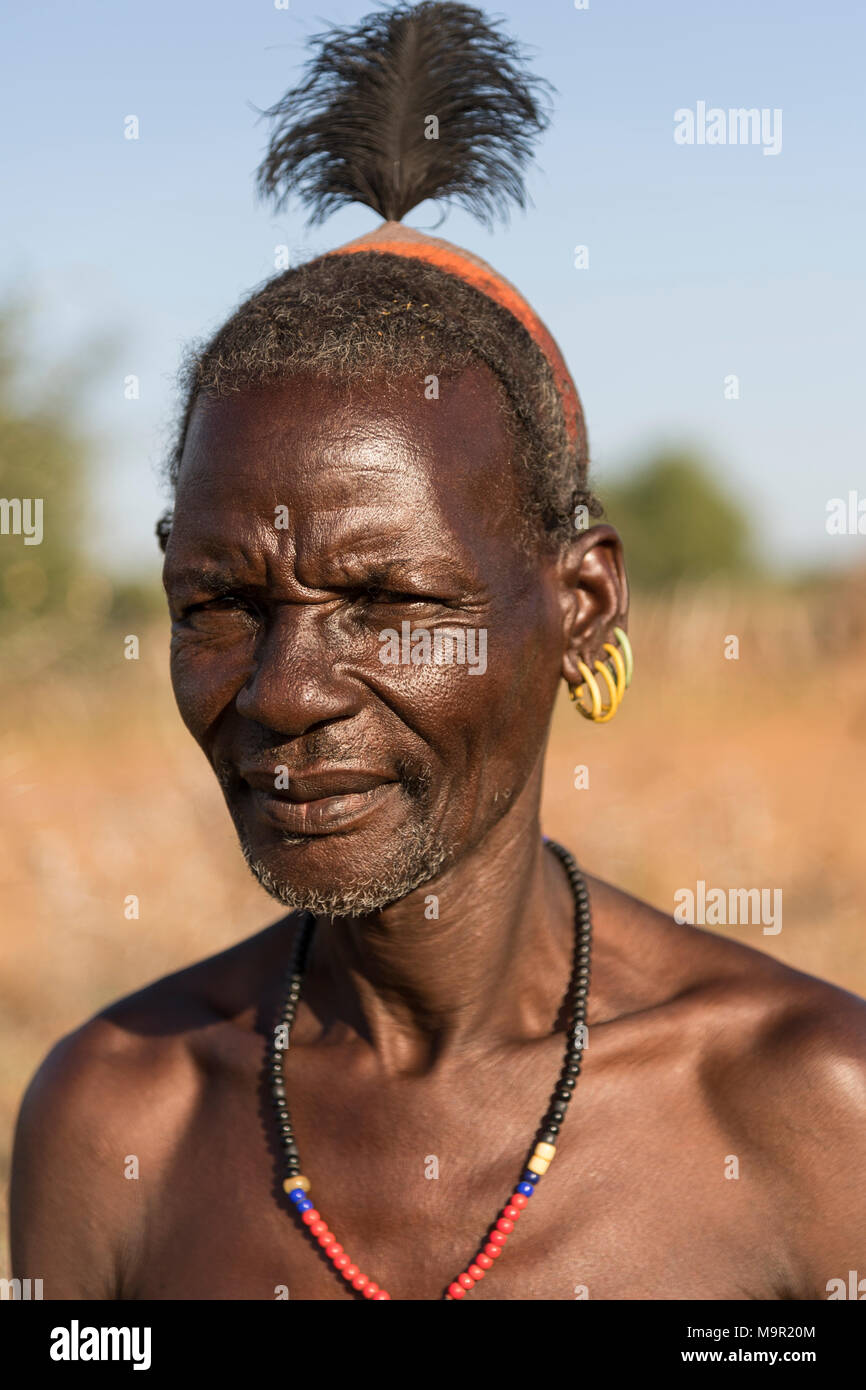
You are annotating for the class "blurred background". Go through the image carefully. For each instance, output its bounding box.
[2,0,865,1277]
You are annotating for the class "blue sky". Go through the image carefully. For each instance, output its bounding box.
[2,0,864,574]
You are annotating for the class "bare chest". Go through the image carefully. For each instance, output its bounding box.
[126,1038,799,1301]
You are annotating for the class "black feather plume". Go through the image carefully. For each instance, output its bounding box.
[255,1,553,227]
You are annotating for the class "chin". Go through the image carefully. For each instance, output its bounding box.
[235,821,451,919]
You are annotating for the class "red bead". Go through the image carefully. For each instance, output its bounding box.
[326,1242,344,1259]
[476,1253,493,1269]
[503,1206,520,1221]
[484,1242,503,1258]
[311,1220,328,1237]
[364,1282,380,1299]
[458,1272,474,1290]
[301,1209,320,1226]
[373,1291,390,1300]
[342,1264,359,1281]
[352,1274,369,1291]
[496,1218,514,1234]
[333,1254,349,1270]
[468,1264,485,1280]
[510,1193,528,1210]
[490,1230,507,1245]
[447,1282,466,1299]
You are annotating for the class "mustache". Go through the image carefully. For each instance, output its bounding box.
[213,740,434,805]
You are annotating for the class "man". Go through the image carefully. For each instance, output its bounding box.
[10,0,866,1300]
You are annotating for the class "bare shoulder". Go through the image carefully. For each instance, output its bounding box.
[589,873,866,1291]
[587,868,866,1054]
[16,910,298,1129]
[10,913,299,1298]
[703,944,866,1294]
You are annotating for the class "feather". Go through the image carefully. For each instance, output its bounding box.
[255,1,552,228]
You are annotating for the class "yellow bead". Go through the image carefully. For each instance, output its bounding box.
[282,1175,310,1194]
[527,1154,550,1175]
[534,1141,556,1161]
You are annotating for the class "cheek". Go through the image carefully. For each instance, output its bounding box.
[388,608,558,788]
[476,603,562,778]
[169,630,254,744]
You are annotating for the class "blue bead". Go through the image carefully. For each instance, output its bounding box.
[517,1181,535,1197]
[288,1189,306,1204]
[522,1170,540,1185]
[297,1198,313,1212]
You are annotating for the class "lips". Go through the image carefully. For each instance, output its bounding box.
[240,766,393,801]
[238,765,398,835]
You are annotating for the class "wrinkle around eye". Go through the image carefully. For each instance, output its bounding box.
[172,601,262,639]
[349,594,458,625]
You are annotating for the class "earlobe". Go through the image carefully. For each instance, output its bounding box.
[568,626,633,723]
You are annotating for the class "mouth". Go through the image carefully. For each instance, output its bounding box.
[238,766,399,836]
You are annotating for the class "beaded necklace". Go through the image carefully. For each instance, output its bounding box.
[269,836,591,1300]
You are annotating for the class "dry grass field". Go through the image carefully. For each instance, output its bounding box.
[2,572,865,1278]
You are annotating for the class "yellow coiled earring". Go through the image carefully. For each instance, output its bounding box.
[568,626,633,723]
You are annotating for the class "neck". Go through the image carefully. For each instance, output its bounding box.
[304,795,577,1076]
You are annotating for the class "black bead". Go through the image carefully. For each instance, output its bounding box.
[540,1127,559,1141]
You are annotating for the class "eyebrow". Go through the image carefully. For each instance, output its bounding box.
[334,553,470,585]
[164,566,247,594]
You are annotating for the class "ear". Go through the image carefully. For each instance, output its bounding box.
[556,524,629,690]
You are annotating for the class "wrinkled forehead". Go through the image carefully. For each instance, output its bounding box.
[170,368,524,561]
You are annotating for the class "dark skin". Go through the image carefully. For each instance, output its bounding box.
[11,366,866,1300]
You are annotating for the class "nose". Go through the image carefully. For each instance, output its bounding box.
[235,603,361,736]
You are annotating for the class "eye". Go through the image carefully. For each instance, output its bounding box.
[181,593,260,619]
[363,585,434,606]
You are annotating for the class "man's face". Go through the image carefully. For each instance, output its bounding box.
[163,366,566,915]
